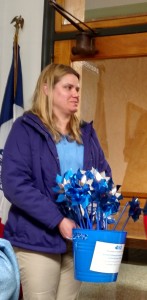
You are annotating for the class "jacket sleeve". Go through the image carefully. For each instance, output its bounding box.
[91,127,112,177]
[1,119,64,229]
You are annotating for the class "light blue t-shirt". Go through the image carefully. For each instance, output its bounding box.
[56,136,84,176]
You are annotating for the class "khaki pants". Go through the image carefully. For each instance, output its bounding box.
[14,243,81,300]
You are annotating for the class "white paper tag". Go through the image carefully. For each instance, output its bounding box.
[90,241,125,273]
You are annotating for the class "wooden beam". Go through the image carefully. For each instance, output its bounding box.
[70,32,147,61]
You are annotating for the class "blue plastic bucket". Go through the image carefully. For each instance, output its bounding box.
[72,228,127,283]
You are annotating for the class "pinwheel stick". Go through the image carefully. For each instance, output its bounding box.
[113,202,129,230]
[121,216,130,231]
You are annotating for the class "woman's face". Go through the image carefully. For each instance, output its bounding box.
[52,73,80,117]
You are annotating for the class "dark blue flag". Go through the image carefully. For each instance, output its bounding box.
[0,45,23,230]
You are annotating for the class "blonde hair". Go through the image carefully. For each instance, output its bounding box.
[30,63,82,143]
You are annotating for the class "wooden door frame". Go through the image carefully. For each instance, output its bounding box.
[41,0,147,68]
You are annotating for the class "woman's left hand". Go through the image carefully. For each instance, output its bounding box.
[58,217,77,240]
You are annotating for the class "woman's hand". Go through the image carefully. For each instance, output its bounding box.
[58,218,77,240]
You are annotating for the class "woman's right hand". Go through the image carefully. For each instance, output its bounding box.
[58,217,77,240]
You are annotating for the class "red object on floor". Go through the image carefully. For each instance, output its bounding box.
[19,285,23,300]
[143,215,147,238]
[0,219,4,237]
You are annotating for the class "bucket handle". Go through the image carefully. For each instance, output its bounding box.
[66,232,88,241]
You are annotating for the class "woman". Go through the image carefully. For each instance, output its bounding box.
[2,63,112,300]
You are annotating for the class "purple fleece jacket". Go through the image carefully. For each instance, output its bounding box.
[2,113,112,254]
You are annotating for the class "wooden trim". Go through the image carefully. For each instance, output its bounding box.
[54,32,147,66]
[122,191,147,199]
[54,40,72,64]
[125,237,147,249]
[70,32,147,61]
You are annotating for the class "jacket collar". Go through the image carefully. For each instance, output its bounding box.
[23,113,93,139]
[22,113,94,170]
[22,112,51,138]
[80,120,93,141]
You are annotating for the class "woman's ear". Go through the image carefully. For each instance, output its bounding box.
[43,84,48,96]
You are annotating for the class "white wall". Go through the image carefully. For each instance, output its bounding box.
[0,0,44,111]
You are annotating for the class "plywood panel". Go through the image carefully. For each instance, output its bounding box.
[73,57,147,198]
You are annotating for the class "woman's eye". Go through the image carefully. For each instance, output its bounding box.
[66,85,72,90]
[64,85,79,92]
